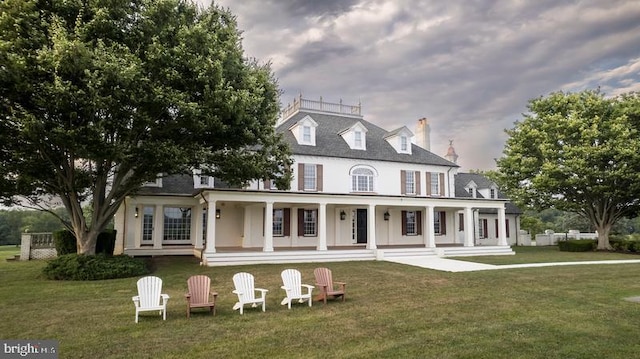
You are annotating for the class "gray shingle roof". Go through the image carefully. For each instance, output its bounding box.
[277,111,458,166]
[455,172,522,215]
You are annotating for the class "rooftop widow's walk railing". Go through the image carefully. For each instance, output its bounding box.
[281,95,362,120]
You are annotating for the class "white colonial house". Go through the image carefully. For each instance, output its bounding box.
[113,96,521,266]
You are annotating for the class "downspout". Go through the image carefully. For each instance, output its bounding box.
[515,213,520,246]
[447,167,454,197]
[121,200,127,255]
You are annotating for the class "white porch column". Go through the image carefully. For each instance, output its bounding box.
[264,201,274,252]
[153,205,163,249]
[498,206,508,246]
[204,200,217,254]
[193,205,204,250]
[425,206,436,248]
[367,204,377,250]
[464,206,475,247]
[318,203,327,251]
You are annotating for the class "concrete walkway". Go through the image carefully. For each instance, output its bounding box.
[385,256,640,272]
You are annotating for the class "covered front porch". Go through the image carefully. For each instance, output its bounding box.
[119,189,512,266]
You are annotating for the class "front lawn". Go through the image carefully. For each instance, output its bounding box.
[2,247,640,358]
[455,245,639,265]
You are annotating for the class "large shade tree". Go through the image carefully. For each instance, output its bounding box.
[495,90,640,249]
[0,0,292,254]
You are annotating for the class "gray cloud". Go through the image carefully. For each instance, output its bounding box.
[209,0,640,170]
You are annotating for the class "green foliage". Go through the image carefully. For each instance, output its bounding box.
[96,230,117,256]
[609,234,640,253]
[0,0,292,254]
[557,239,596,252]
[43,254,149,280]
[495,90,640,249]
[53,230,76,255]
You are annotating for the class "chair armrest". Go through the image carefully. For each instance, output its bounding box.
[232,290,242,295]
[185,293,191,299]
[302,284,314,290]
[256,288,269,293]
[161,294,170,304]
[132,296,140,304]
[280,285,290,291]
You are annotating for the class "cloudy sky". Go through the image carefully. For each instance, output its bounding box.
[198,0,640,171]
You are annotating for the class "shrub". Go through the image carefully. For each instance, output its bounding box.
[53,230,76,255]
[43,254,150,280]
[558,239,596,252]
[96,230,117,256]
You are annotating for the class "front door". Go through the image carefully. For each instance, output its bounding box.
[356,209,367,244]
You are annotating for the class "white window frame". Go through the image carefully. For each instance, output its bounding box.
[162,207,192,243]
[351,167,375,192]
[405,211,417,235]
[303,164,316,191]
[431,173,440,196]
[303,209,317,236]
[273,209,284,236]
[434,211,442,235]
[400,136,408,152]
[302,125,311,143]
[405,170,416,195]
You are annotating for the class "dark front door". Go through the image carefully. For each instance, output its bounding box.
[356,209,367,244]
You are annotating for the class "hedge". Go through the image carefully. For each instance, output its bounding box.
[557,239,596,252]
[53,229,117,255]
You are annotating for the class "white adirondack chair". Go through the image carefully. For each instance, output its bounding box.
[280,269,314,309]
[232,272,268,315]
[132,276,170,323]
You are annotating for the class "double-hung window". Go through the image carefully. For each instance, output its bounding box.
[430,173,440,195]
[303,209,317,236]
[273,209,284,236]
[401,210,422,236]
[304,164,316,191]
[405,171,416,195]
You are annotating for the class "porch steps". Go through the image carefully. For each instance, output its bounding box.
[376,247,439,260]
[439,246,514,257]
[203,249,375,266]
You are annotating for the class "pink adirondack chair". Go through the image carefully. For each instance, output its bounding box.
[313,267,346,304]
[185,275,218,318]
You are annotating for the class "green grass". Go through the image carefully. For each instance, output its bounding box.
[3,246,640,358]
[454,245,640,265]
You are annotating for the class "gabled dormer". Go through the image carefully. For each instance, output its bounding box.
[339,121,368,150]
[142,174,163,187]
[193,169,215,189]
[384,126,414,155]
[289,115,318,146]
[464,180,478,198]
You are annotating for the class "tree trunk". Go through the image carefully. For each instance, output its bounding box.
[76,229,99,255]
[595,223,612,250]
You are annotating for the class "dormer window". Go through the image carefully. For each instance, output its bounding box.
[354,131,363,148]
[143,174,163,187]
[303,126,311,143]
[490,188,497,199]
[193,170,214,188]
[384,126,413,154]
[290,115,318,146]
[339,121,368,150]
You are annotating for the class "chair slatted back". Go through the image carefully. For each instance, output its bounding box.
[187,275,211,305]
[281,269,303,297]
[233,272,256,301]
[314,268,333,291]
[137,276,163,308]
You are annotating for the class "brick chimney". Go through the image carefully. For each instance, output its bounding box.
[415,117,430,151]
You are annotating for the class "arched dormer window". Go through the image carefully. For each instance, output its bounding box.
[350,166,377,192]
